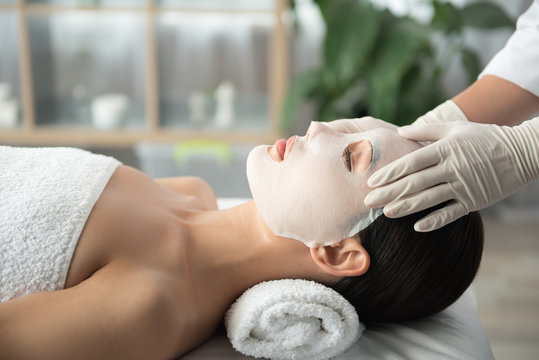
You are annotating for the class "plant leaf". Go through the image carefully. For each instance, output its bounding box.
[365,18,430,123]
[313,0,332,25]
[397,59,446,125]
[323,0,379,87]
[431,0,462,34]
[366,73,400,123]
[280,70,323,132]
[461,2,514,29]
[460,47,482,84]
[318,101,337,123]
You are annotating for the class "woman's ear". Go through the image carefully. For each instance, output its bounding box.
[310,237,370,277]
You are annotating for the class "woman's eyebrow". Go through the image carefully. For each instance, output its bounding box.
[342,147,353,171]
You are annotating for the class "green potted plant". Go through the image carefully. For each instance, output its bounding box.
[281,0,514,131]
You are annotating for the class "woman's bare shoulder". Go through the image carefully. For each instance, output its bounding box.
[0,263,190,359]
[155,176,218,210]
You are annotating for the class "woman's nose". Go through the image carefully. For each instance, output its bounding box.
[306,121,339,142]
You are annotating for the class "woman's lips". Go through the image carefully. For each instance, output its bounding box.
[274,139,286,160]
[272,136,296,161]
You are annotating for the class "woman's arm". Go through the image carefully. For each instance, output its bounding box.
[0,265,182,360]
[453,75,539,126]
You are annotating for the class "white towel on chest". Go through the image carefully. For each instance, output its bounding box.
[225,279,364,360]
[0,146,120,302]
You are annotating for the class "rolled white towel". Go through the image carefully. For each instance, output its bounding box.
[225,279,364,360]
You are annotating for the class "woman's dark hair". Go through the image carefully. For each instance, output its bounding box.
[330,204,484,324]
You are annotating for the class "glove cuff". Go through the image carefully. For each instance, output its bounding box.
[413,100,469,125]
[502,117,539,184]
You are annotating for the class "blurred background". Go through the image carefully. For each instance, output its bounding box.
[0,0,537,358]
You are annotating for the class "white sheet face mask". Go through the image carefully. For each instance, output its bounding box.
[246,121,422,247]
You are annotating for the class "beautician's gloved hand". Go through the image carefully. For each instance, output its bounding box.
[412,100,469,125]
[364,118,539,232]
[325,101,465,137]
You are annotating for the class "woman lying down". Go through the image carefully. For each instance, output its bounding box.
[0,117,483,359]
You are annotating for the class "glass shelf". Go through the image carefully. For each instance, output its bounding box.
[0,12,21,129]
[157,12,274,133]
[0,0,287,145]
[28,12,147,130]
[157,0,276,11]
[26,0,146,8]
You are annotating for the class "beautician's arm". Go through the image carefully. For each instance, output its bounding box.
[364,76,539,231]
[0,267,181,360]
[364,0,539,231]
[453,75,539,125]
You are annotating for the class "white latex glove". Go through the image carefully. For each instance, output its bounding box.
[364,118,539,231]
[413,100,469,125]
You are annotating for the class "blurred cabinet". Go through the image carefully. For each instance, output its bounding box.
[28,13,147,130]
[0,10,20,128]
[0,0,288,145]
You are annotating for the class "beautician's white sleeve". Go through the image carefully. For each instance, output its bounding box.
[479,0,539,97]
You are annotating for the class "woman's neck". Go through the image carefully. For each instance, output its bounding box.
[182,200,322,308]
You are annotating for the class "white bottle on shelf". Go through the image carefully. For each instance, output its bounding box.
[72,84,91,123]
[189,90,207,128]
[213,80,235,129]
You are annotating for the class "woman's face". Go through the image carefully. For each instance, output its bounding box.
[246,121,421,247]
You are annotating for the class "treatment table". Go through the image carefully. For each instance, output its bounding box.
[181,199,494,360]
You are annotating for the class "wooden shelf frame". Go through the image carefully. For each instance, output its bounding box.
[0,0,288,146]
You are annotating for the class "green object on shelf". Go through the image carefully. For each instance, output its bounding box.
[174,139,233,166]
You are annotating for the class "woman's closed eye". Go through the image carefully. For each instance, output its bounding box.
[342,140,373,174]
[343,148,353,171]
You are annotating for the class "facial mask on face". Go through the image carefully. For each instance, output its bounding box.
[246,122,422,247]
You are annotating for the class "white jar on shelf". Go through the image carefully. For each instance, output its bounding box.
[91,93,129,130]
